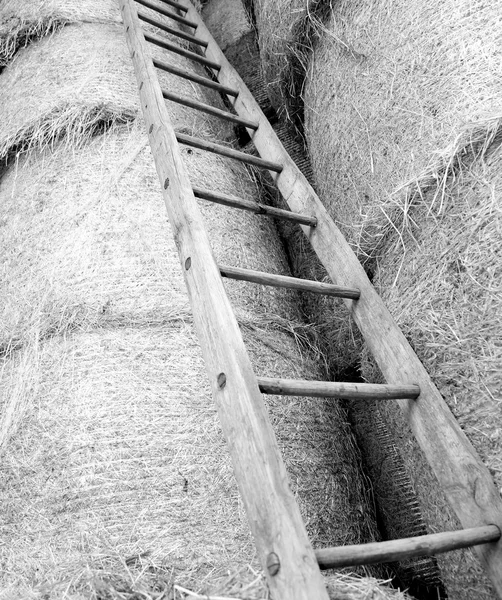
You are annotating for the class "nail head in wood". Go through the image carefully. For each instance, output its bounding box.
[217,373,227,389]
[185,257,191,270]
[266,552,280,576]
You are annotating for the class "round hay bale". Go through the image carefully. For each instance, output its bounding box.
[360,143,502,600]
[303,0,502,259]
[202,0,252,51]
[0,15,230,162]
[0,0,121,67]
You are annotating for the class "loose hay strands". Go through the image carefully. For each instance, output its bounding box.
[361,143,502,600]
[0,16,231,163]
[0,0,122,66]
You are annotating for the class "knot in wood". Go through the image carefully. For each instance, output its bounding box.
[266,552,280,576]
[217,373,226,389]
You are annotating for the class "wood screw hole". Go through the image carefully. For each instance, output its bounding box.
[266,552,280,576]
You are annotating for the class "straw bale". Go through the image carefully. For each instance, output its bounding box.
[0,0,208,70]
[0,0,121,67]
[202,0,253,51]
[0,124,388,597]
[303,0,502,259]
[0,17,230,163]
[358,143,502,600]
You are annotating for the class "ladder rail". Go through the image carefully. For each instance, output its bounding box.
[179,2,502,593]
[119,2,330,598]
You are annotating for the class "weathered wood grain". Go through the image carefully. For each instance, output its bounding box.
[258,377,420,400]
[315,526,501,569]
[193,187,317,226]
[219,264,360,299]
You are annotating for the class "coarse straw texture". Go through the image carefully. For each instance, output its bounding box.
[202,0,252,51]
[361,142,502,600]
[303,0,502,260]
[0,8,230,163]
[0,0,121,67]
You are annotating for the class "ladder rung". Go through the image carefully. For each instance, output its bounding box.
[315,525,501,569]
[153,58,238,97]
[135,0,197,28]
[193,187,317,227]
[219,265,360,299]
[257,377,420,400]
[176,133,283,172]
[146,33,219,70]
[155,0,188,13]
[138,12,207,47]
[162,89,257,129]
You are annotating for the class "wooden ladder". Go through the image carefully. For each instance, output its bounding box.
[119,1,502,598]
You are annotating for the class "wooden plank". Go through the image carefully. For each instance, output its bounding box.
[257,377,420,400]
[153,58,237,96]
[193,187,317,226]
[138,12,207,47]
[315,526,501,569]
[146,33,219,69]
[161,88,257,129]
[176,132,283,172]
[220,264,360,299]
[181,3,502,594]
[119,3,330,599]
[135,0,197,28]
[155,0,188,12]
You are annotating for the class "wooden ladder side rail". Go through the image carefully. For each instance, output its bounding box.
[118,2,330,599]
[181,2,502,593]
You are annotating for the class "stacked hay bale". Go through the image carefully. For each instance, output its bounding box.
[249,0,502,598]
[0,1,411,598]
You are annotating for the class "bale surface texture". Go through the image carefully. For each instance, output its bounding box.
[0,0,121,66]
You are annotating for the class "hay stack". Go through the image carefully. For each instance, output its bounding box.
[249,0,501,597]
[0,4,409,599]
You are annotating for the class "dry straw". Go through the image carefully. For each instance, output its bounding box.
[0,0,121,67]
[0,6,407,598]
